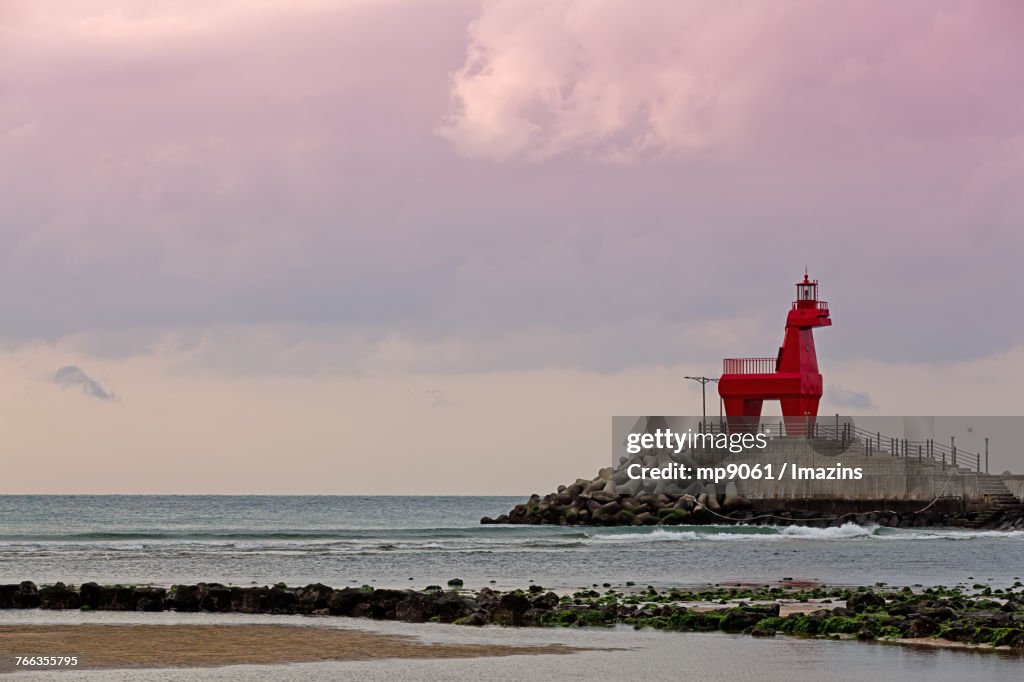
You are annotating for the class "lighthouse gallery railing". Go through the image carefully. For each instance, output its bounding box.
[722,357,777,374]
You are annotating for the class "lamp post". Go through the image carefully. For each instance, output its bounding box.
[684,376,719,429]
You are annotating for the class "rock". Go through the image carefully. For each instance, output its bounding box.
[619,479,643,496]
[633,512,657,526]
[434,592,475,622]
[721,608,763,632]
[847,591,886,612]
[79,585,137,611]
[274,584,301,609]
[663,482,688,496]
[295,583,334,613]
[10,581,40,609]
[39,583,79,609]
[197,583,233,612]
[394,592,436,623]
[230,586,268,613]
[456,611,488,626]
[683,481,703,496]
[703,485,721,512]
[904,616,939,638]
[749,626,776,637]
[132,587,166,612]
[327,587,370,616]
[167,584,200,611]
[594,501,621,520]
[492,592,532,626]
[0,584,19,609]
[365,589,407,619]
[722,482,752,511]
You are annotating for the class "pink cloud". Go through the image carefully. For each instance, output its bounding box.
[0,1,1021,373]
[439,0,1024,161]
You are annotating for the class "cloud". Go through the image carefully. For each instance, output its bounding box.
[53,365,115,400]
[439,1,1024,162]
[0,0,1021,377]
[407,387,450,408]
[826,385,874,410]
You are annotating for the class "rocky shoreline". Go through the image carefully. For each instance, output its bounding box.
[2,580,1023,651]
[481,431,1024,529]
[482,483,1024,529]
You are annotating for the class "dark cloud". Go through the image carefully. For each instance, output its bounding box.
[54,365,115,400]
[827,386,874,410]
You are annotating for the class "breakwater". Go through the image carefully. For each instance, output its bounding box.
[483,488,1024,528]
[485,431,1023,527]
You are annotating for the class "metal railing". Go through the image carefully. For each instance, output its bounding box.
[791,300,829,311]
[694,417,984,472]
[834,422,982,473]
[722,357,778,374]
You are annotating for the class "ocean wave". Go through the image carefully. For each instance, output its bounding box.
[0,526,578,544]
[586,524,876,543]
[0,525,1020,557]
[874,528,1024,541]
[776,524,877,539]
[584,529,702,543]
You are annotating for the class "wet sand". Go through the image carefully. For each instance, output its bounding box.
[0,624,578,671]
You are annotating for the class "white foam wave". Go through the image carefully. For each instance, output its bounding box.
[585,530,701,543]
[876,529,1024,541]
[777,524,876,539]
[586,524,877,543]
[583,524,1024,544]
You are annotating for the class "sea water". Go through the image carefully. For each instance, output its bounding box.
[1,495,1022,590]
[2,496,1023,680]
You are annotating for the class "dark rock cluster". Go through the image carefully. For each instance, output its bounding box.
[3,580,1024,649]
[0,581,547,625]
[482,487,1024,530]
[481,485,751,527]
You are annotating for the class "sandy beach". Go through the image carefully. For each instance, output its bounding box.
[0,623,577,671]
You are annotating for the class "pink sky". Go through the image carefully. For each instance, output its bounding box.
[0,1,1022,492]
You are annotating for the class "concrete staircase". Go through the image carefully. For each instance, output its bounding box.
[975,473,1023,509]
[804,436,1023,510]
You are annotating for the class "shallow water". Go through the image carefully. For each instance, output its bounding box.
[1,496,1021,590]
[1,611,1021,681]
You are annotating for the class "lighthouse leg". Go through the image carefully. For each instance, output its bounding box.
[724,398,763,433]
[781,397,821,436]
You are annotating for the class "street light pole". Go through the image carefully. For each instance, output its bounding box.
[684,376,718,429]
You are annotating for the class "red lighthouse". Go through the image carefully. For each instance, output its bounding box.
[717,272,832,434]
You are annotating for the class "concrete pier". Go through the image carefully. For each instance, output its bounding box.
[688,438,994,507]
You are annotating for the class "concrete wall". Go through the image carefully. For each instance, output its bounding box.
[1002,476,1024,500]
[690,438,982,502]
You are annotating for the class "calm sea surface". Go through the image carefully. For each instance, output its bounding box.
[1,495,1022,590]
